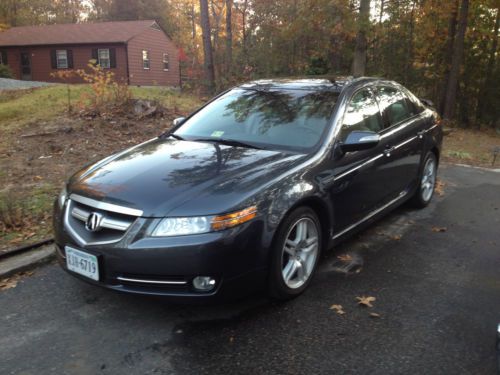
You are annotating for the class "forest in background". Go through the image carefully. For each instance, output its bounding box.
[0,0,499,128]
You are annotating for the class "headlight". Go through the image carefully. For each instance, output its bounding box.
[58,186,67,209]
[152,206,257,237]
[152,216,211,236]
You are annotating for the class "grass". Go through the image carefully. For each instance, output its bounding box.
[0,84,203,131]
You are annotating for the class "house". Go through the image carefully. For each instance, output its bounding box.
[0,20,179,86]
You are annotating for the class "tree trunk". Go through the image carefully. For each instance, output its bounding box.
[476,6,499,125]
[439,0,459,115]
[199,0,216,94]
[443,0,469,121]
[225,0,233,74]
[352,0,370,77]
[210,0,223,85]
[379,0,384,25]
[404,1,417,85]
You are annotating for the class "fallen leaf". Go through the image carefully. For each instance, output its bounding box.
[431,226,447,232]
[390,234,401,241]
[33,175,43,181]
[0,277,18,291]
[369,312,381,318]
[329,304,346,315]
[337,254,353,262]
[434,179,445,196]
[356,296,376,308]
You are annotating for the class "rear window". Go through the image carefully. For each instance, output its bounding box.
[376,86,413,128]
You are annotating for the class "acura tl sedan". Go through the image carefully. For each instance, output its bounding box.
[53,77,442,300]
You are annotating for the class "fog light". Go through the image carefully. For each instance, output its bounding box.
[192,276,216,291]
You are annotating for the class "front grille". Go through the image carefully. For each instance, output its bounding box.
[64,194,140,246]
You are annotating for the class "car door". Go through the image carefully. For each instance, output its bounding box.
[327,87,395,234]
[375,85,425,198]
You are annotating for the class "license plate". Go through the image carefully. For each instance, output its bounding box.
[65,246,99,281]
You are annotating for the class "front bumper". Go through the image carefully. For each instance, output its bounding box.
[53,204,269,300]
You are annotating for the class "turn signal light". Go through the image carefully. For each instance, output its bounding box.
[211,206,257,231]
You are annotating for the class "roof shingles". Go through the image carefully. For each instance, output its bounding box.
[0,20,156,47]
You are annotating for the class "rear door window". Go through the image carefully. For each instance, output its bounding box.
[340,89,383,140]
[376,86,413,128]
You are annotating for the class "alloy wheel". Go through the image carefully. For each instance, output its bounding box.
[421,157,436,202]
[281,217,319,289]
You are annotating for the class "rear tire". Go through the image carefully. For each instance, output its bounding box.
[410,152,437,208]
[268,207,322,300]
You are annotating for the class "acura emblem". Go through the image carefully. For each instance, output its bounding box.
[85,212,103,232]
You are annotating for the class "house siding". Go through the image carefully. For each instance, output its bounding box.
[127,26,179,86]
[0,44,128,83]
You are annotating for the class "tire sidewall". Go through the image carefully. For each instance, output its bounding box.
[268,206,322,300]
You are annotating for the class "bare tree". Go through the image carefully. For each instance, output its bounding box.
[199,0,216,94]
[443,0,469,121]
[352,0,370,77]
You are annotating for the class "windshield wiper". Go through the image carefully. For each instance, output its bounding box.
[168,133,185,141]
[193,138,262,150]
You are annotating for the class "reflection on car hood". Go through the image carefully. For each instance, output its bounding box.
[69,138,306,217]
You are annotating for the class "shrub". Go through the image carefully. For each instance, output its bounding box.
[52,61,132,115]
[0,64,13,78]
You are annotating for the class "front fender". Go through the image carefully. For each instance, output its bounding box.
[258,172,333,250]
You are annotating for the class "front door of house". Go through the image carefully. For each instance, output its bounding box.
[20,52,31,80]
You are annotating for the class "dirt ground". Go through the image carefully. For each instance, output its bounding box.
[442,127,500,167]
[0,112,180,251]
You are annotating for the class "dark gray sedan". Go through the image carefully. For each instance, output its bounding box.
[53,77,442,300]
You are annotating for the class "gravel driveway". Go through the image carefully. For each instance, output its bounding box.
[0,77,55,90]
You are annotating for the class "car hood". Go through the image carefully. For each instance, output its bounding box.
[69,137,306,217]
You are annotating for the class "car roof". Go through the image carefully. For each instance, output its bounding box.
[238,76,387,93]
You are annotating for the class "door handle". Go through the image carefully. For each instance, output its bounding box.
[417,130,426,139]
[383,146,395,157]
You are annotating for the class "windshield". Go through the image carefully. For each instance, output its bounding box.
[174,88,339,152]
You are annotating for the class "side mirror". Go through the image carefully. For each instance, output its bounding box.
[173,117,186,127]
[340,130,380,153]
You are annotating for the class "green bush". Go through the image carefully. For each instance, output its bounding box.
[0,63,13,78]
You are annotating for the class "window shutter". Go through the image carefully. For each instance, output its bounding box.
[50,50,57,69]
[67,50,74,69]
[1,50,7,65]
[91,48,98,65]
[109,48,116,68]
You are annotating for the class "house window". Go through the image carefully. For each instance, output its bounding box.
[98,49,110,68]
[56,50,68,69]
[163,53,169,71]
[0,53,3,65]
[142,50,150,70]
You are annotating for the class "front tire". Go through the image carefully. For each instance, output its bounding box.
[410,152,437,208]
[268,207,322,300]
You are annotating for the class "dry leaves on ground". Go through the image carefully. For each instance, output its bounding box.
[337,254,353,262]
[369,312,381,318]
[356,296,376,308]
[390,234,402,241]
[329,304,346,315]
[434,179,446,196]
[431,226,447,232]
[0,270,34,291]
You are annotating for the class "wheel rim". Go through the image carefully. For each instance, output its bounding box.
[281,217,319,289]
[421,157,436,202]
